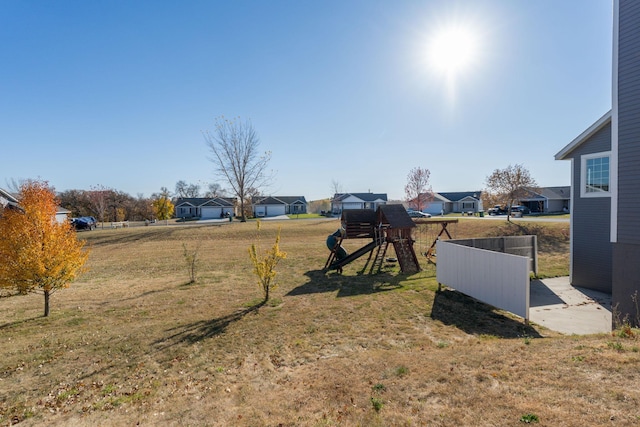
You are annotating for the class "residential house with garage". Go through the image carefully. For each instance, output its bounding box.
[422,191,483,215]
[1,187,70,224]
[174,197,236,220]
[518,186,571,213]
[555,0,640,326]
[252,196,307,217]
[331,193,387,215]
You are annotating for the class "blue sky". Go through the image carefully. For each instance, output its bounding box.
[1,0,612,201]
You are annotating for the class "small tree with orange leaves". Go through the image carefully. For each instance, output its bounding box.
[0,180,90,317]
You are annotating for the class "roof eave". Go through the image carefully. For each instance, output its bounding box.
[555,110,612,160]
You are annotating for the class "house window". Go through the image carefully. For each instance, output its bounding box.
[581,152,610,197]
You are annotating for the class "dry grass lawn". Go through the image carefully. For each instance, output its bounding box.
[1,218,639,426]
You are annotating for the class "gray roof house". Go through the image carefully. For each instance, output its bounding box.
[331,193,387,214]
[555,0,640,326]
[174,197,236,220]
[431,191,483,215]
[1,187,70,224]
[518,186,571,213]
[252,196,307,217]
[0,187,20,212]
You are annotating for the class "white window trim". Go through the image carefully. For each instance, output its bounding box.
[580,151,611,198]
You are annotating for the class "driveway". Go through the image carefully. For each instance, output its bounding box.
[479,215,569,223]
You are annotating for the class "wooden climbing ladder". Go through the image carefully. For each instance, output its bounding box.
[393,237,420,274]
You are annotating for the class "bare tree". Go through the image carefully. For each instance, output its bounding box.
[329,180,344,215]
[175,180,188,198]
[204,182,226,198]
[87,184,110,228]
[330,179,343,197]
[58,189,91,218]
[175,181,201,198]
[404,167,433,212]
[485,164,538,221]
[204,117,272,222]
[5,178,22,194]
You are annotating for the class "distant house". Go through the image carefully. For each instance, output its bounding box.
[174,197,236,220]
[518,186,571,213]
[0,187,20,213]
[55,206,71,224]
[331,193,387,214]
[252,196,307,217]
[1,187,69,224]
[423,191,483,215]
[554,0,640,326]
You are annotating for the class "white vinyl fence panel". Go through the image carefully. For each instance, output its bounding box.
[436,241,530,321]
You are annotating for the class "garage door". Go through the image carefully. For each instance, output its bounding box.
[201,207,222,219]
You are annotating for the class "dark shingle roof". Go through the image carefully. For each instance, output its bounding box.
[436,191,482,202]
[378,204,415,229]
[522,186,571,200]
[276,196,307,204]
[333,193,387,202]
[252,196,307,205]
[175,197,234,207]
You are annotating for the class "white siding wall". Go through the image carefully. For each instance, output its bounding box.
[55,213,69,224]
[436,241,530,320]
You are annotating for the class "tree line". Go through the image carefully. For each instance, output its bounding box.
[57,180,229,223]
[58,187,155,222]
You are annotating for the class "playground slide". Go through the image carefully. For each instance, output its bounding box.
[326,231,347,260]
[330,240,378,270]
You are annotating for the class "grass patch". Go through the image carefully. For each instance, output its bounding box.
[520,413,540,423]
[370,397,384,412]
[286,213,325,219]
[1,219,637,426]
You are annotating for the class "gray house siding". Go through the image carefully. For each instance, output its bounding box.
[613,0,640,323]
[555,1,640,326]
[572,198,612,292]
[617,0,640,244]
[568,122,613,292]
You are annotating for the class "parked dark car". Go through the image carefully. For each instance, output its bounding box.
[510,206,531,215]
[487,205,508,215]
[407,210,432,218]
[71,216,97,230]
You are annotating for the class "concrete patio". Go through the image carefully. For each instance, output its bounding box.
[529,277,612,335]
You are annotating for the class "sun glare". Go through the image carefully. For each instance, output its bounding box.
[428,26,478,76]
